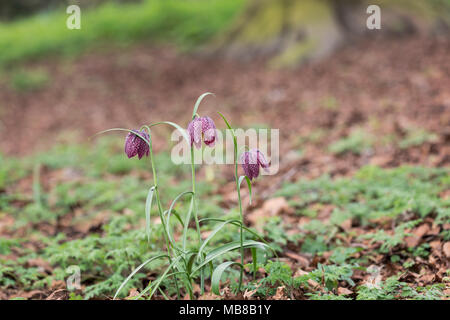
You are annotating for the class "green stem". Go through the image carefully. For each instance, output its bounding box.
[190,146,204,295]
[147,130,181,300]
[218,113,245,292]
[232,133,245,291]
[224,129,245,291]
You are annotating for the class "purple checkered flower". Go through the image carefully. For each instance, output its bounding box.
[124,130,150,159]
[187,116,217,149]
[239,149,269,180]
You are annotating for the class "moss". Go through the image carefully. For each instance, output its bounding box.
[269,38,316,68]
[288,0,332,25]
[235,0,333,46]
[238,1,285,44]
[233,0,336,66]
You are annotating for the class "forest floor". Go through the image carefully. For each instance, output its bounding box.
[0,35,449,300]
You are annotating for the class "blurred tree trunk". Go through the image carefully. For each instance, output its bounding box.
[212,0,450,67]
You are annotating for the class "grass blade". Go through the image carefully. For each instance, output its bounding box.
[251,247,257,278]
[147,121,190,146]
[197,219,240,260]
[211,261,243,295]
[145,186,156,244]
[192,240,270,274]
[137,255,183,299]
[114,254,168,300]
[165,191,193,252]
[238,175,252,205]
[192,92,215,119]
[198,218,269,244]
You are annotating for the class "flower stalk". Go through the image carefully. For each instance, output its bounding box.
[146,128,182,299]
[100,94,271,300]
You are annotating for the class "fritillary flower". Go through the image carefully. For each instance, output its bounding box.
[240,149,269,180]
[124,130,150,159]
[187,116,217,148]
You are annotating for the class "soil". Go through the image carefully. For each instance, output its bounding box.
[1,36,449,172]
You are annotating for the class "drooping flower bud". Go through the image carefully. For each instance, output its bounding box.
[201,116,217,147]
[124,130,150,159]
[187,116,217,149]
[239,149,269,180]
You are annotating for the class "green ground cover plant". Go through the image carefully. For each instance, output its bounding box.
[0,0,244,67]
[0,124,448,299]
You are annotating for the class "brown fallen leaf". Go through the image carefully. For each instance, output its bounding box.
[338,287,353,295]
[198,293,221,300]
[316,204,335,221]
[262,197,291,216]
[405,236,420,248]
[427,224,441,236]
[0,214,14,233]
[247,197,292,227]
[127,288,140,299]
[50,280,66,290]
[369,155,392,167]
[341,218,352,231]
[243,285,259,299]
[414,224,431,237]
[443,242,450,258]
[430,240,442,251]
[440,189,450,200]
[285,252,310,268]
[428,254,437,265]
[183,293,191,300]
[294,269,318,288]
[46,289,68,300]
[294,269,308,278]
[273,286,289,300]
[307,279,319,288]
[405,223,431,248]
[418,274,435,284]
[26,258,52,273]
[73,211,110,234]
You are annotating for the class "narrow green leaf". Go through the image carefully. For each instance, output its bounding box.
[147,121,190,146]
[197,219,241,261]
[238,175,252,205]
[114,254,168,300]
[165,209,184,228]
[218,111,237,149]
[182,197,194,251]
[212,261,243,295]
[145,186,155,244]
[198,218,268,243]
[192,240,271,274]
[137,255,183,299]
[186,252,197,275]
[192,92,215,119]
[94,128,151,148]
[217,111,233,131]
[165,191,193,252]
[251,247,257,278]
